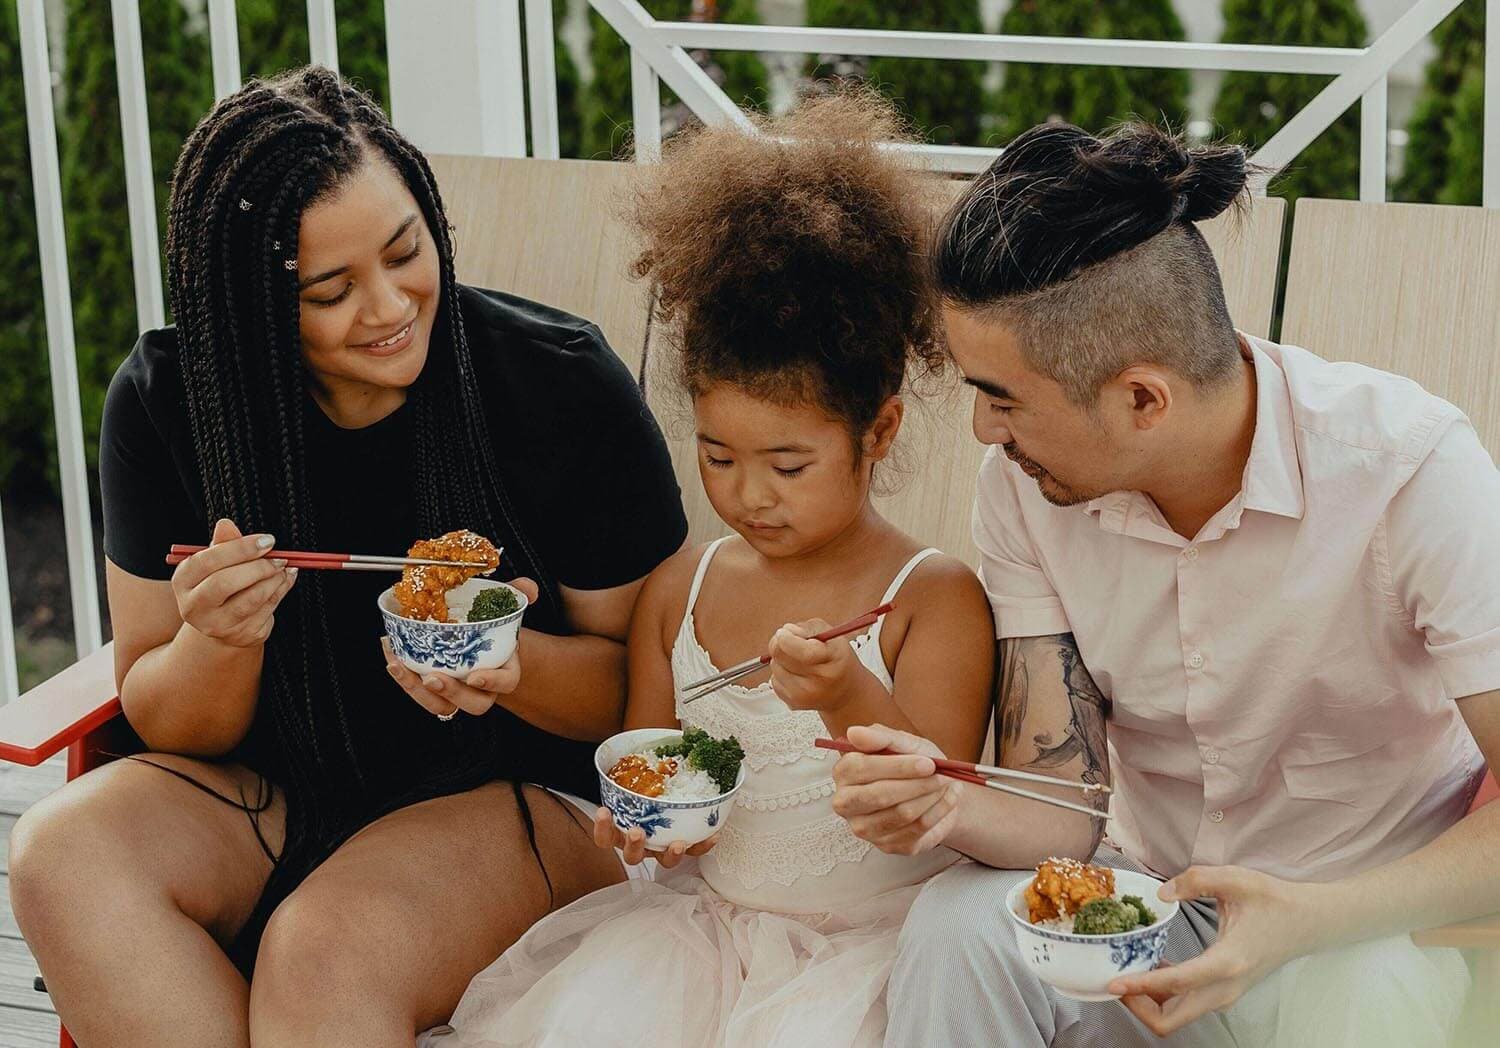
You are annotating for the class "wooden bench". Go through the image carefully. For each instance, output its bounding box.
[1283,198,1500,1039]
[2,159,1492,1045]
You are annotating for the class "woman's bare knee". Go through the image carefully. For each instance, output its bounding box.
[250,882,416,1037]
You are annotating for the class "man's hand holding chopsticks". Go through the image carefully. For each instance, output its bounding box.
[831,724,963,857]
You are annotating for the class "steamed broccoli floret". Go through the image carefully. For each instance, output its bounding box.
[1072,898,1142,935]
[687,734,745,793]
[653,728,743,792]
[1121,894,1157,927]
[466,587,520,622]
[654,727,708,760]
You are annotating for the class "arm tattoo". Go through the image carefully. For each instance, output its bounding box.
[997,634,1112,845]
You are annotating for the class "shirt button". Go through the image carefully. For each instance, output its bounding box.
[1209,810,1225,823]
[1184,547,1199,561]
[1204,748,1220,765]
[1187,650,1205,670]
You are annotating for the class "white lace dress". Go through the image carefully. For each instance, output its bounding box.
[442,539,959,1047]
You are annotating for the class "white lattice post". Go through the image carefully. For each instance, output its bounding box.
[1360,76,1388,203]
[385,0,528,157]
[207,0,242,100]
[631,48,662,161]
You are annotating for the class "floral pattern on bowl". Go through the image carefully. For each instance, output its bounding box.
[379,578,526,678]
[1005,868,1181,1002]
[594,727,745,849]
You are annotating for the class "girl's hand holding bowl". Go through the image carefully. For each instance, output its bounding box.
[595,727,746,852]
[590,807,718,869]
[173,518,297,648]
[381,576,537,721]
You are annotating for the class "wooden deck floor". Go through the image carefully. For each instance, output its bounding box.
[0,756,65,1047]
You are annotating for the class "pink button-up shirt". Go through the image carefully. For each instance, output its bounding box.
[974,336,1499,882]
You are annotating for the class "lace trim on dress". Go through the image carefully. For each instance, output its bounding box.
[737,779,836,812]
[711,812,874,890]
[681,696,832,772]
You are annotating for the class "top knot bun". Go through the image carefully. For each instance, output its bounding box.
[936,121,1252,301]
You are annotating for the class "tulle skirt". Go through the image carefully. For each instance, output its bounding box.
[441,867,923,1048]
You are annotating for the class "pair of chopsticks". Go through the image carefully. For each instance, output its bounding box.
[814,737,1112,821]
[679,602,894,705]
[165,544,499,573]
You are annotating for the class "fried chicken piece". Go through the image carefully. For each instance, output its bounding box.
[1025,857,1115,924]
[608,754,667,798]
[392,530,501,622]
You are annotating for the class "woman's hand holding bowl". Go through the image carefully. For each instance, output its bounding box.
[382,576,539,720]
[590,806,718,869]
[172,518,297,648]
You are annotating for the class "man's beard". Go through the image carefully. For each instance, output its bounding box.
[1004,443,1093,507]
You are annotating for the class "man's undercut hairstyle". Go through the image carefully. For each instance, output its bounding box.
[935,121,1253,405]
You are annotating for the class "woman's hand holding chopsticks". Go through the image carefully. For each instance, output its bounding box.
[172,518,298,648]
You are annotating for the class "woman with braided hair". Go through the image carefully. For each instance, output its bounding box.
[8,67,687,1046]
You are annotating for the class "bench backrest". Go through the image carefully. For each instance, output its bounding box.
[428,155,653,378]
[429,155,1288,562]
[1282,198,1500,458]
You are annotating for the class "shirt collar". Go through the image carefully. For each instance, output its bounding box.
[1239,335,1306,520]
[1083,334,1305,525]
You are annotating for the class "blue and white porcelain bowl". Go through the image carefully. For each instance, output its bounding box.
[1005,868,1180,1002]
[378,578,527,678]
[595,727,746,850]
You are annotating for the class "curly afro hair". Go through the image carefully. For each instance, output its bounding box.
[630,89,945,441]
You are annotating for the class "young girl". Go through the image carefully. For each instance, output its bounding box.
[440,94,995,1047]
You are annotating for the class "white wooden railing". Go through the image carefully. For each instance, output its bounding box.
[2,0,1496,704]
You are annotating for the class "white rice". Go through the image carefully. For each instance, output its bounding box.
[626,745,723,800]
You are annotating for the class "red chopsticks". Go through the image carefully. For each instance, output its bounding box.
[164,544,496,573]
[814,737,1112,820]
[679,603,895,704]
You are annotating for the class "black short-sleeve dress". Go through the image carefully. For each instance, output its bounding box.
[99,283,686,829]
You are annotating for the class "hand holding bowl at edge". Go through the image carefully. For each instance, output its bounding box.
[382,576,539,720]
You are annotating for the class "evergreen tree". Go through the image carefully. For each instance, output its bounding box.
[1213,0,1367,204]
[992,1,1191,143]
[584,0,768,160]
[1440,65,1485,205]
[0,3,52,493]
[59,0,211,477]
[237,0,389,107]
[1396,0,1483,204]
[804,1,986,146]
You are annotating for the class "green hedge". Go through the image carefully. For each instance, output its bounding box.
[1213,0,1366,205]
[1397,0,1484,204]
[584,0,768,160]
[805,1,987,146]
[0,3,52,492]
[992,1,1190,143]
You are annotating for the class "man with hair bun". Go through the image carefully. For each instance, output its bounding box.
[831,121,1500,1046]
